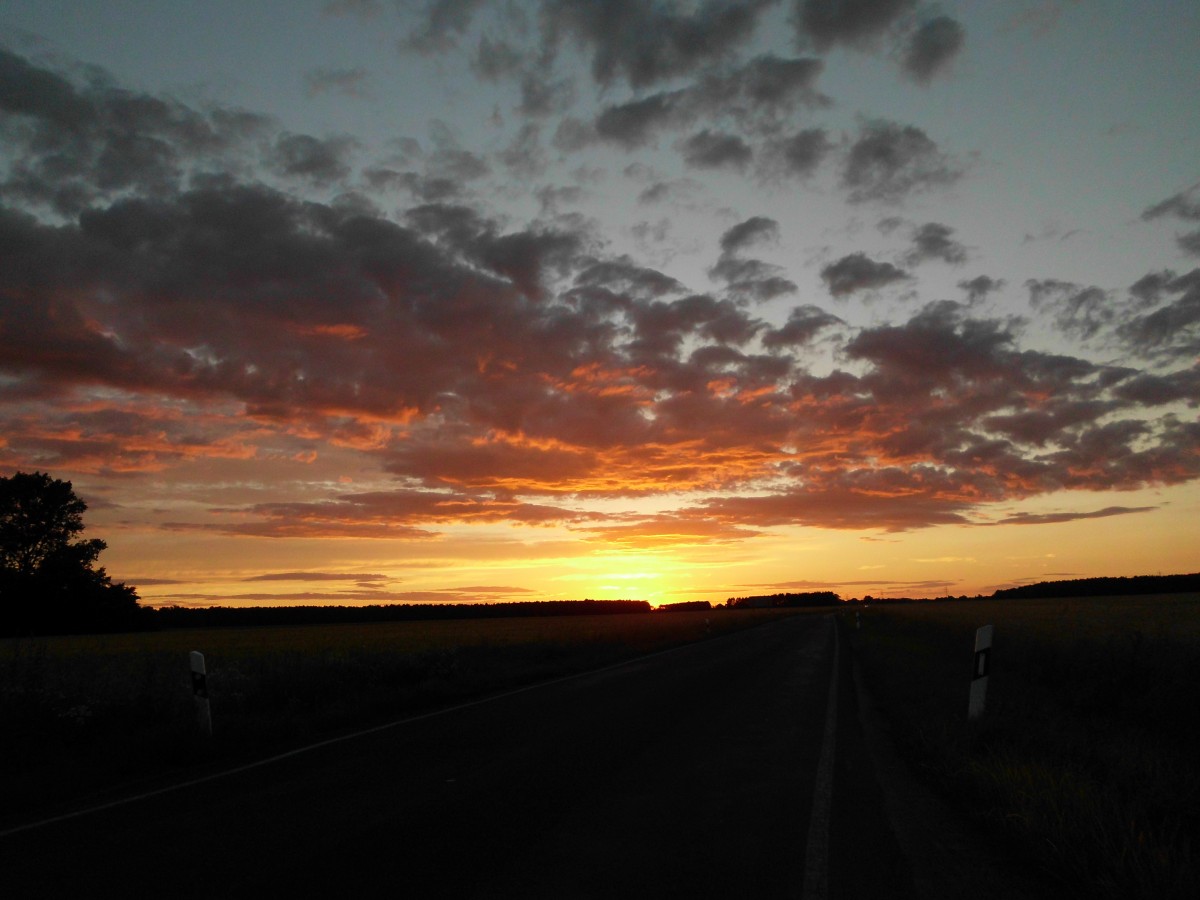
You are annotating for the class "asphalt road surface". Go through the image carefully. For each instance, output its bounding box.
[3,615,916,898]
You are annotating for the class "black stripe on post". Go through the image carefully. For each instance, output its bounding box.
[973,647,990,681]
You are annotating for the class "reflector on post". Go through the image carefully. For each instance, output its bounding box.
[190,651,213,739]
[968,624,992,720]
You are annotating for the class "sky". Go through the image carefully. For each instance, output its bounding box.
[0,0,1198,607]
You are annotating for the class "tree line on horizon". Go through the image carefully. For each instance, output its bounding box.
[152,599,653,629]
[990,573,1200,600]
[723,591,842,608]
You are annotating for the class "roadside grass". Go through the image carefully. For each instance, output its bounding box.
[1,608,805,822]
[845,594,1200,900]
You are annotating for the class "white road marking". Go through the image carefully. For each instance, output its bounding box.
[802,616,839,900]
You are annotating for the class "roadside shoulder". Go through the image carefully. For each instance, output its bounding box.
[846,639,1064,899]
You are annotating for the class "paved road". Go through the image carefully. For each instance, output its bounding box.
[3,615,913,898]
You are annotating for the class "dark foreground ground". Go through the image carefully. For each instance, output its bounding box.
[1,616,1048,898]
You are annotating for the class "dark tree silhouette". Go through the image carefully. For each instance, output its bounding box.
[0,471,143,635]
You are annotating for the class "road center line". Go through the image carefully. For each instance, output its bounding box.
[802,616,839,900]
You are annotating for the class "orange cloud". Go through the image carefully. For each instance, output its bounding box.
[292,323,369,340]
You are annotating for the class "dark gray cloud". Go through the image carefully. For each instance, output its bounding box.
[679,130,753,170]
[404,201,586,301]
[762,305,844,349]
[820,252,909,296]
[724,276,799,303]
[0,48,272,215]
[467,25,575,116]
[518,72,576,117]
[498,123,545,180]
[536,184,585,215]
[630,296,765,354]
[709,256,784,285]
[1117,268,1200,360]
[404,1,799,98]
[550,116,596,152]
[0,44,94,127]
[795,4,965,84]
[428,147,490,182]
[984,399,1120,447]
[594,92,686,148]
[959,274,1005,303]
[471,34,523,80]
[1129,270,1176,305]
[363,168,462,201]
[400,0,489,53]
[708,54,826,109]
[761,128,831,179]
[542,0,775,88]
[719,216,780,255]
[905,222,968,265]
[270,133,357,185]
[842,120,963,204]
[1026,278,1115,341]
[710,217,792,298]
[635,177,701,206]
[303,67,371,98]
[793,0,918,50]
[902,16,965,83]
[1142,184,1200,257]
[630,218,670,245]
[843,302,1020,390]
[589,55,825,149]
[571,257,686,299]
[1141,184,1200,222]
[1112,367,1200,406]
[876,216,904,235]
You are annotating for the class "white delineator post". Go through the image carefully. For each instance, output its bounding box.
[190,651,213,739]
[968,624,993,720]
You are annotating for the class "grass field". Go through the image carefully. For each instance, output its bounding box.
[845,593,1200,900]
[0,608,806,823]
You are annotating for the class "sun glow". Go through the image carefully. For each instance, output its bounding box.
[553,551,689,604]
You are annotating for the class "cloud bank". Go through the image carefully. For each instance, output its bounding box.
[0,17,1197,557]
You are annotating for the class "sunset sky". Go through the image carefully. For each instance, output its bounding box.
[1,1,1197,607]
